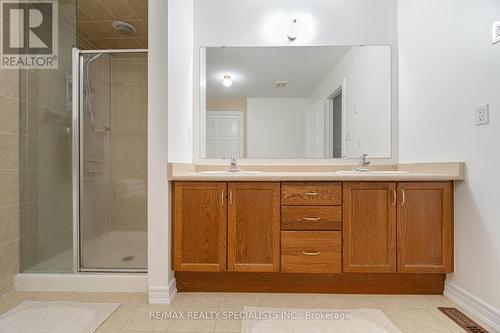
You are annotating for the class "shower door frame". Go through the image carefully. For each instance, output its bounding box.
[72,48,149,273]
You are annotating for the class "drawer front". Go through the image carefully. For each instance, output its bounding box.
[281,231,341,273]
[281,182,342,206]
[282,206,342,230]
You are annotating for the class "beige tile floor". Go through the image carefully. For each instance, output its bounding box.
[0,291,486,333]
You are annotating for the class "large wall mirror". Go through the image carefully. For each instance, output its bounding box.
[199,46,392,160]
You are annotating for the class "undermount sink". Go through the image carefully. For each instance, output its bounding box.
[336,170,410,175]
[199,170,265,175]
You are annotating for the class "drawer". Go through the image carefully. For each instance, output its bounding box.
[281,231,341,273]
[282,206,341,230]
[281,182,341,206]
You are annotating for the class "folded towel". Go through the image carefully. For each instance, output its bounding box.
[113,179,147,200]
[115,189,147,201]
[114,179,145,188]
[114,183,145,193]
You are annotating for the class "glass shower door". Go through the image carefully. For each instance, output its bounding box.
[79,51,147,271]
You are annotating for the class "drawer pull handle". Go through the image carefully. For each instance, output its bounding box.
[303,192,320,196]
[302,217,321,222]
[302,251,321,256]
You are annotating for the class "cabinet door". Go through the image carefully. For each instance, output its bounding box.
[397,182,453,273]
[173,182,227,272]
[343,182,397,273]
[228,182,280,272]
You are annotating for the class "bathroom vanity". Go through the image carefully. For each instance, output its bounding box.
[170,163,462,294]
[170,45,463,294]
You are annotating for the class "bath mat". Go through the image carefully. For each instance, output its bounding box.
[0,301,119,333]
[241,306,401,333]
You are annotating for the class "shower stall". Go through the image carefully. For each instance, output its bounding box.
[75,49,148,272]
[20,48,148,274]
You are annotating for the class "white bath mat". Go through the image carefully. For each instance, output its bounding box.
[0,301,119,333]
[241,306,401,333]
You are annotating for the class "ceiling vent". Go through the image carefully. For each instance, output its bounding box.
[274,80,288,88]
[112,21,137,35]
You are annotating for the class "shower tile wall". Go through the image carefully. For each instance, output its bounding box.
[0,70,20,296]
[110,56,147,232]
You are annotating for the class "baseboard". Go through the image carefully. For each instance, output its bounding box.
[14,273,148,293]
[444,282,500,332]
[149,278,177,304]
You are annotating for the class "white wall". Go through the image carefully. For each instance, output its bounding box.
[399,0,500,318]
[148,0,174,304]
[193,0,398,160]
[309,46,392,158]
[247,98,307,158]
[168,0,194,163]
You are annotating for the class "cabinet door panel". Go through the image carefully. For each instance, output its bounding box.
[343,182,397,273]
[228,182,280,272]
[397,182,453,273]
[173,182,227,272]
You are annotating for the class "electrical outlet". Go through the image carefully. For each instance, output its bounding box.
[474,104,489,126]
[493,21,500,45]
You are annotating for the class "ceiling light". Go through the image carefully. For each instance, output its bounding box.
[222,75,232,87]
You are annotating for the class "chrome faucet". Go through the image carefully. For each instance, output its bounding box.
[228,155,241,172]
[354,154,370,172]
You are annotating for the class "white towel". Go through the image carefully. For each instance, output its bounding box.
[115,189,146,201]
[113,179,146,200]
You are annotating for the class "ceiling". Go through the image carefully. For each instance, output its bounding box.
[77,0,148,49]
[206,46,351,99]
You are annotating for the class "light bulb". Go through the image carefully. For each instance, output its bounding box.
[222,75,232,87]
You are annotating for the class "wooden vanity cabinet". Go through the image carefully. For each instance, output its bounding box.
[173,182,227,272]
[397,182,453,273]
[343,181,453,274]
[343,182,397,273]
[228,182,281,272]
[173,180,453,284]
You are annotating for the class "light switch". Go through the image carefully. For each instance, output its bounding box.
[474,104,489,126]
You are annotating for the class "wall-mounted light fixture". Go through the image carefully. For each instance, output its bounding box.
[222,75,233,87]
[287,19,298,41]
[262,12,314,43]
[492,21,500,45]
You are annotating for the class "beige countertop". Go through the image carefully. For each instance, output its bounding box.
[168,162,465,182]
